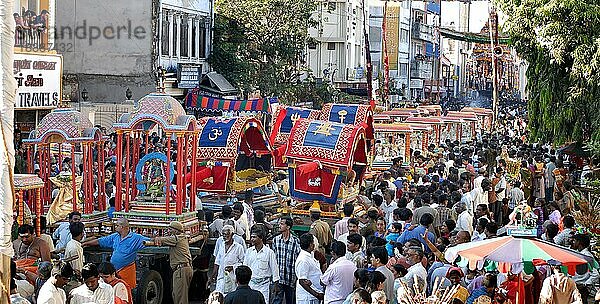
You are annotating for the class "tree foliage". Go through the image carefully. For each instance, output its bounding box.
[209,0,321,104]
[497,0,600,144]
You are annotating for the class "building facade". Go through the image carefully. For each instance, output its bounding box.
[12,0,61,137]
[306,0,369,91]
[53,0,213,129]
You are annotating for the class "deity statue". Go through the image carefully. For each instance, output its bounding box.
[143,158,166,198]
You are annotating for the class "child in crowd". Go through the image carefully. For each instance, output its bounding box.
[386,223,402,257]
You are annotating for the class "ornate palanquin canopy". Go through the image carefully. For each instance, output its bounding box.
[196,116,271,162]
[25,108,102,144]
[285,119,367,169]
[115,93,196,131]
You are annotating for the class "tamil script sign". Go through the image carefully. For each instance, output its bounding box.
[177,64,202,89]
[13,53,62,110]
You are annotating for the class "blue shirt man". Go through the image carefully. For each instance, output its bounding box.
[83,217,149,289]
[397,213,436,252]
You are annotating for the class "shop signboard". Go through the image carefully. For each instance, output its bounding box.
[177,64,202,89]
[13,52,62,110]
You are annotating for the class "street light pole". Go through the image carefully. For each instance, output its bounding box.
[362,0,374,104]
[488,5,499,127]
[406,0,413,103]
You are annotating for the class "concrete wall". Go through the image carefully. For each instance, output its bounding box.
[55,0,156,102]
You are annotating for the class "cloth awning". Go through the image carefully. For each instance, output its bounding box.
[185,93,277,113]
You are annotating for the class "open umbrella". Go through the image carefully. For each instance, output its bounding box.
[445,236,598,274]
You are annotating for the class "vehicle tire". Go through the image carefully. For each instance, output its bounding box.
[136,270,163,304]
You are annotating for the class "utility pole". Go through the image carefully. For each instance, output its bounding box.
[382,0,390,108]
[488,5,499,126]
[362,0,374,104]
[406,0,413,103]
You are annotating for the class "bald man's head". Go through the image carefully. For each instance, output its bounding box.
[456,231,470,244]
[116,218,129,227]
[115,218,130,236]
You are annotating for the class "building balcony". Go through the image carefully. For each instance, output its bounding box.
[412,22,433,42]
[15,26,50,51]
[410,60,432,79]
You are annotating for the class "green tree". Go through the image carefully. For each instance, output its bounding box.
[209,0,318,101]
[497,0,600,144]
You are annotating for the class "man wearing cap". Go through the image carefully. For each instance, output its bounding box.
[144,221,192,304]
[309,205,332,255]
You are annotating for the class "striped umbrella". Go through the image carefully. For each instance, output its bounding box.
[445,236,598,273]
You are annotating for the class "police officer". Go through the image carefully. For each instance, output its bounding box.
[144,221,193,304]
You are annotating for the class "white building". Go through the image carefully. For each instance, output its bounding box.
[158,0,213,97]
[306,0,369,90]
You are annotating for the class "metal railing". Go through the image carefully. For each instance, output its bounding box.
[14,24,49,50]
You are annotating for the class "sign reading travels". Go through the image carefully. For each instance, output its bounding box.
[177,64,202,89]
[13,53,62,110]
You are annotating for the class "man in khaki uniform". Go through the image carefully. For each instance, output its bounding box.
[309,204,332,254]
[144,221,193,304]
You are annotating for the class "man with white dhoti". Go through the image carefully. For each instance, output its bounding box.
[243,229,279,303]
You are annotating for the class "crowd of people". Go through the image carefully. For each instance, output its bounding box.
[8,102,600,304]
[10,213,193,304]
[204,103,599,304]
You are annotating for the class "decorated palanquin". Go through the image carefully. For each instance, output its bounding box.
[194,116,272,194]
[23,107,109,235]
[285,119,368,215]
[381,108,420,122]
[404,123,433,155]
[14,174,44,235]
[405,116,443,150]
[438,116,465,143]
[113,93,204,242]
[417,105,442,116]
[270,105,320,170]
[446,111,478,142]
[319,103,374,143]
[461,107,494,132]
[373,124,413,171]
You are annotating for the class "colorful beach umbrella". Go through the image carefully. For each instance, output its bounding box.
[445,236,598,274]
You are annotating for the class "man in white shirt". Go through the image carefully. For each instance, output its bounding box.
[243,229,280,303]
[473,169,486,191]
[401,247,427,293]
[454,202,473,234]
[295,234,324,304]
[334,204,354,238]
[380,189,398,225]
[345,234,366,268]
[320,241,357,304]
[52,211,83,255]
[70,263,114,304]
[37,262,73,304]
[64,222,85,275]
[211,225,246,295]
[339,218,366,252]
[233,203,250,240]
[208,205,240,238]
[213,219,247,258]
[468,178,491,214]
